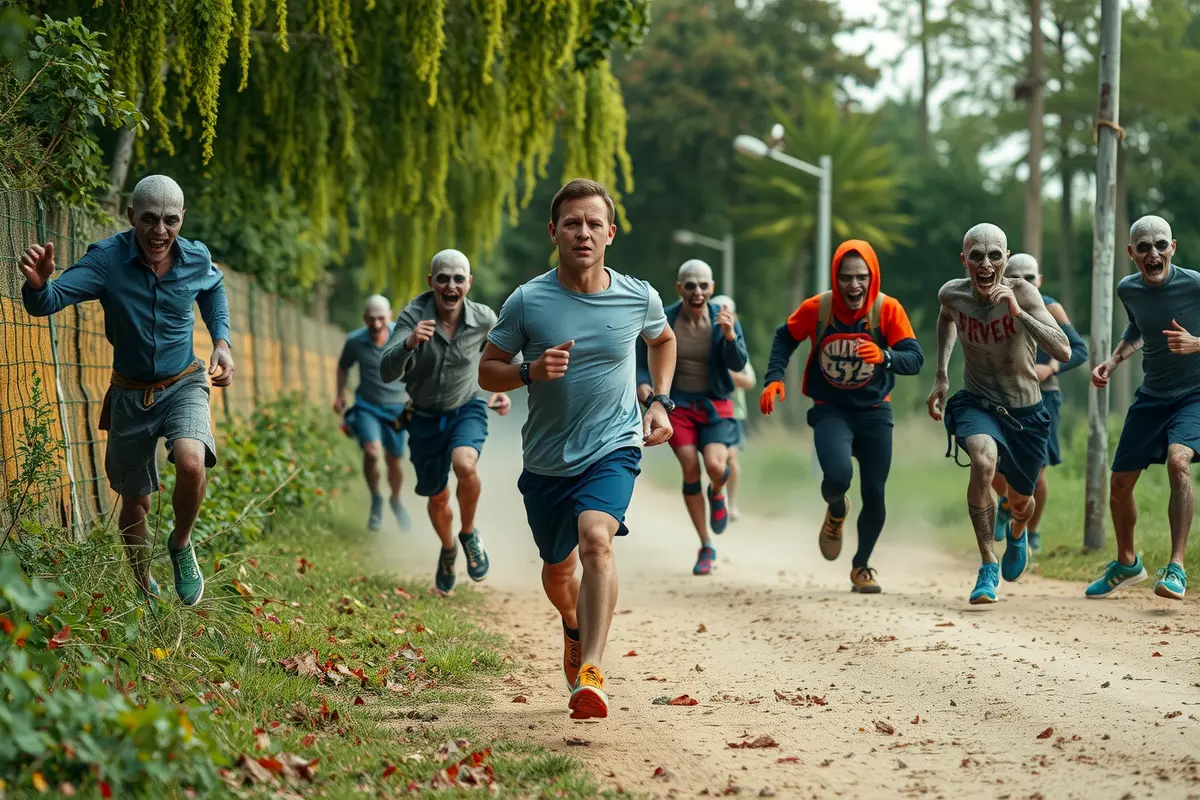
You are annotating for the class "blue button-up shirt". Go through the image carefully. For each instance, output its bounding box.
[21,230,232,383]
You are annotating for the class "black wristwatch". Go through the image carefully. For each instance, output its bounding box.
[647,394,675,412]
[519,361,533,386]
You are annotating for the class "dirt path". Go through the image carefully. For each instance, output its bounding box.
[383,420,1200,799]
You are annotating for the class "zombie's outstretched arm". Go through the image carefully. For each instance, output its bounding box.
[1012,282,1071,362]
[764,324,802,385]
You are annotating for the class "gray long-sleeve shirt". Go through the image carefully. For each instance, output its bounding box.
[381,292,510,411]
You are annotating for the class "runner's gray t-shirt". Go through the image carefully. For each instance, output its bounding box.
[1119,265,1200,398]
[488,267,667,477]
[338,325,408,406]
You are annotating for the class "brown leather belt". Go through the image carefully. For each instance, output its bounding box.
[98,361,203,431]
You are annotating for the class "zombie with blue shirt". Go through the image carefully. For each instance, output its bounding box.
[480,179,676,722]
[334,294,411,533]
[1088,216,1197,601]
[990,254,1089,553]
[20,175,232,606]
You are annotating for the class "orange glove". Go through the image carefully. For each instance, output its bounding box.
[760,381,786,415]
[856,341,886,365]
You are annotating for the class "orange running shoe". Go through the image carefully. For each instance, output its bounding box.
[568,663,608,719]
[562,621,582,690]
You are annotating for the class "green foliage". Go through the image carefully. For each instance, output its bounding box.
[0,555,224,796]
[1,374,61,549]
[0,15,144,210]
[160,394,357,551]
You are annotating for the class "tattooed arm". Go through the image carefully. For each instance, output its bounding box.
[1009,281,1071,362]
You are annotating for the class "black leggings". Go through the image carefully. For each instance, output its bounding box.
[808,404,894,568]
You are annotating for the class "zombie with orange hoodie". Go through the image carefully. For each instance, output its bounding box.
[760,240,923,593]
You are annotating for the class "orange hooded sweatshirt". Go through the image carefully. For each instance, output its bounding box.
[764,240,923,408]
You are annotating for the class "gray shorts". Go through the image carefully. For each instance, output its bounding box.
[104,360,217,497]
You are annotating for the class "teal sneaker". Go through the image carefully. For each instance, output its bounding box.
[1027,530,1042,553]
[368,495,384,532]
[1154,563,1187,600]
[459,530,490,582]
[969,563,1000,604]
[693,545,716,576]
[167,539,205,606]
[390,496,411,531]
[1085,556,1147,598]
[1001,522,1029,582]
[435,546,457,593]
[993,495,1010,542]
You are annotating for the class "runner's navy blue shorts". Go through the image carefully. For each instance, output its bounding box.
[1043,389,1063,467]
[517,446,641,565]
[1111,388,1200,473]
[346,398,408,458]
[406,398,489,496]
[944,390,1050,497]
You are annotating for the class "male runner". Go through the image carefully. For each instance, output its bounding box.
[990,254,1088,551]
[20,175,233,606]
[636,261,747,576]
[712,294,755,522]
[480,178,676,720]
[380,249,512,593]
[760,240,923,592]
[927,224,1071,604]
[334,295,411,533]
[1088,215,1197,600]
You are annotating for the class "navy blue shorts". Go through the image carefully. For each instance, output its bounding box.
[1043,389,1063,467]
[346,399,408,458]
[517,446,642,565]
[731,420,747,449]
[406,398,489,496]
[944,390,1050,497]
[1111,388,1200,473]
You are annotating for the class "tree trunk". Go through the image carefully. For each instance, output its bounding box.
[1023,0,1045,263]
[917,0,931,159]
[1112,143,1132,416]
[1055,17,1076,312]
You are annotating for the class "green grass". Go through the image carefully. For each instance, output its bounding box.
[9,495,627,799]
[647,407,1196,585]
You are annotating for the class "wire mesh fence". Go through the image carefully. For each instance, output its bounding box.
[0,191,347,539]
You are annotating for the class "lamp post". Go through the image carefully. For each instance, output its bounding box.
[732,134,832,294]
[673,229,735,297]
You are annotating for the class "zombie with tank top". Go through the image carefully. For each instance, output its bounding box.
[761,239,923,594]
[927,224,1071,606]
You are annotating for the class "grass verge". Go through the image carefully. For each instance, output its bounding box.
[643,408,1196,586]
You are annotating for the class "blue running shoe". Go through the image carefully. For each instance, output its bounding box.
[368,494,384,532]
[1001,522,1029,582]
[693,545,716,576]
[969,563,1000,604]
[167,539,205,606]
[390,496,411,531]
[993,495,1010,541]
[1085,556,1147,598]
[459,530,490,582]
[1154,563,1187,600]
[435,546,457,593]
[1027,530,1042,553]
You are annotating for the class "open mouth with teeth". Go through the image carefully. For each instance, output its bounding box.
[844,287,866,307]
[439,292,461,306]
[147,236,170,258]
[974,270,998,291]
[1143,261,1166,280]
[687,295,707,308]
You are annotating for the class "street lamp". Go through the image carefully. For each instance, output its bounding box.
[732,134,832,294]
[673,229,735,298]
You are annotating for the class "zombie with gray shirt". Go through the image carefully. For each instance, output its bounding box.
[381,249,513,594]
[635,259,748,577]
[927,223,1070,605]
[1087,215,1197,601]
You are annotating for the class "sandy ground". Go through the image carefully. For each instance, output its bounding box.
[380,414,1200,799]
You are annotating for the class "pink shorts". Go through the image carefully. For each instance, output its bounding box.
[668,400,737,450]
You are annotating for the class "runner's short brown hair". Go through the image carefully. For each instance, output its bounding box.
[550,179,615,226]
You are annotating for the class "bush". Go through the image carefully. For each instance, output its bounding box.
[0,555,224,797]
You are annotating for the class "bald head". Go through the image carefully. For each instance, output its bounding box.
[677,259,713,283]
[1005,253,1040,286]
[961,223,1009,294]
[963,223,1007,254]
[431,249,471,276]
[712,294,735,314]
[1130,215,1172,244]
[676,259,715,312]
[131,174,184,217]
[364,294,390,315]
[1127,214,1176,285]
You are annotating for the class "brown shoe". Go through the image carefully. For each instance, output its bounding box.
[850,566,881,594]
[562,621,582,690]
[819,499,850,560]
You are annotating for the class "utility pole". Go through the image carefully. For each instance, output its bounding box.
[1084,0,1122,551]
[1023,0,1045,264]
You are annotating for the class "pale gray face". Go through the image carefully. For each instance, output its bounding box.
[128,174,185,263]
[1128,215,1175,285]
[429,249,472,314]
[676,259,714,310]
[363,294,391,337]
[961,223,1009,294]
[1005,253,1040,287]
